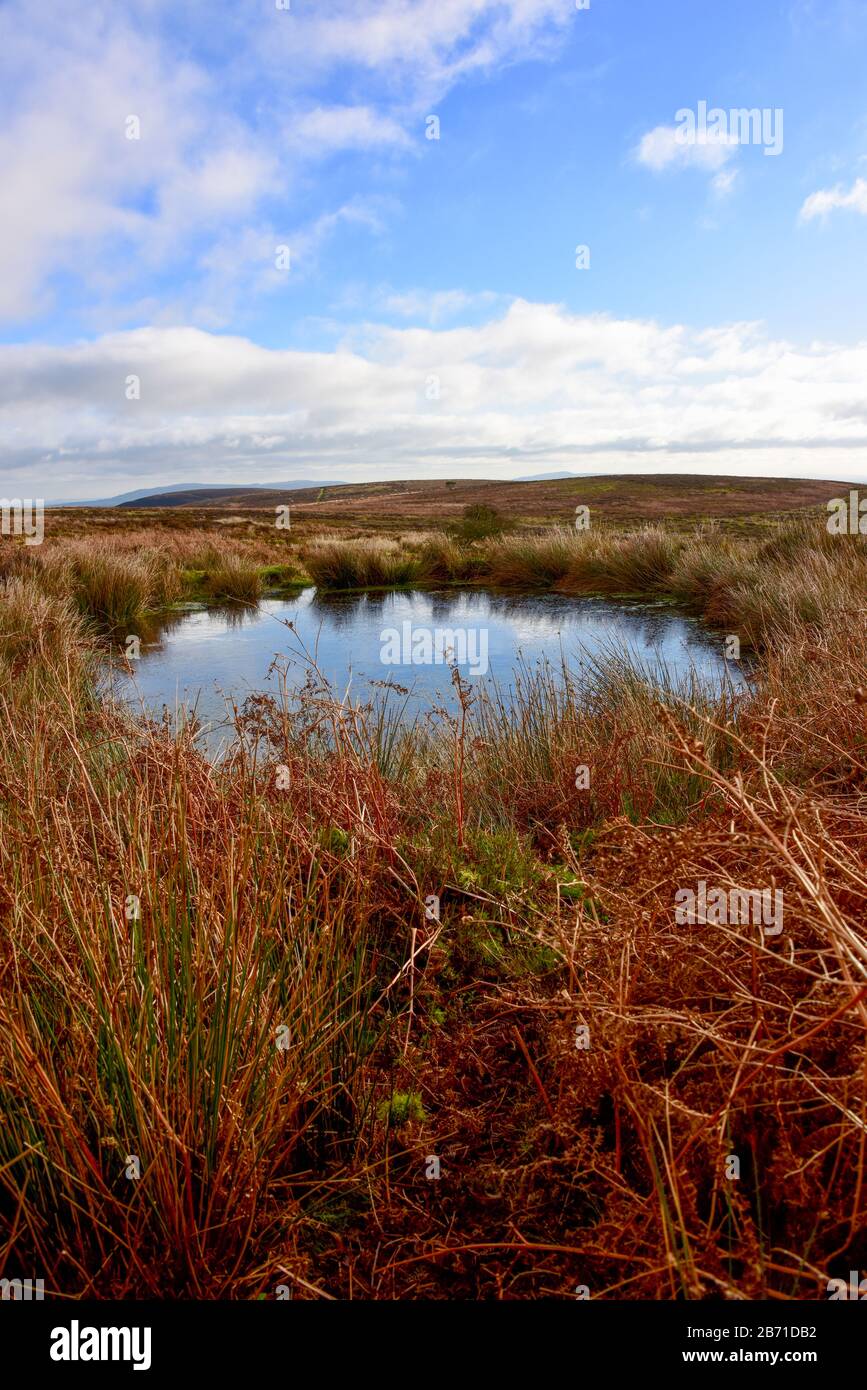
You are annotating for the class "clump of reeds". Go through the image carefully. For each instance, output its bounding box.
[202,551,264,601]
[725,544,867,644]
[481,527,583,587]
[455,647,740,841]
[303,537,419,589]
[448,503,508,541]
[0,668,409,1296]
[567,525,681,593]
[0,576,93,694]
[474,525,680,593]
[33,544,183,629]
[416,533,488,583]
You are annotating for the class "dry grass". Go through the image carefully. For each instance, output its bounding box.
[91,471,851,528]
[302,536,419,589]
[0,530,300,630]
[0,517,865,1298]
[201,551,264,601]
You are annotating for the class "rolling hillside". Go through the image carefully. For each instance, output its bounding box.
[117,473,853,528]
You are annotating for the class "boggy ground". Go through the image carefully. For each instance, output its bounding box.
[0,508,865,1299]
[7,501,867,650]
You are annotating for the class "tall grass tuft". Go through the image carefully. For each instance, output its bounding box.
[416,533,488,583]
[303,537,420,589]
[203,552,264,601]
[0,577,95,702]
[568,525,681,593]
[0,678,397,1295]
[482,527,582,587]
[465,648,740,833]
[33,545,185,629]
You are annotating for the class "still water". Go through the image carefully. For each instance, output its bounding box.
[109,587,744,748]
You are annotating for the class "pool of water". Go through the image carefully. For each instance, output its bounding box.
[107,586,745,749]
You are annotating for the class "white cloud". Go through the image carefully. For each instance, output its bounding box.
[0,0,578,322]
[711,169,739,199]
[283,0,573,102]
[0,3,281,320]
[4,302,867,496]
[382,288,501,324]
[800,176,867,220]
[292,106,412,154]
[635,124,738,173]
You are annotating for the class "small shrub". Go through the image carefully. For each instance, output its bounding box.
[450,504,507,542]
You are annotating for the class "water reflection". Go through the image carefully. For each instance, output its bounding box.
[109,586,746,743]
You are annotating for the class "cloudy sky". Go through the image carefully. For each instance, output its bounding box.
[2,0,867,499]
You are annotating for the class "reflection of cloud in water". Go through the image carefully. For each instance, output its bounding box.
[116,585,746,745]
[302,588,690,653]
[305,588,401,632]
[146,601,268,650]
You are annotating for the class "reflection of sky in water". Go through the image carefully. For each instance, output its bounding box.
[109,587,746,739]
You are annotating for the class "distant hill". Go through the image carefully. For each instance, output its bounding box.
[514,471,586,481]
[51,481,345,508]
[48,485,190,507]
[114,473,854,526]
[119,481,347,508]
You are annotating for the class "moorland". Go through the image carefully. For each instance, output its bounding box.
[1,472,865,1299]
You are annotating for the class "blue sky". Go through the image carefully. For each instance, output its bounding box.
[1,0,866,497]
